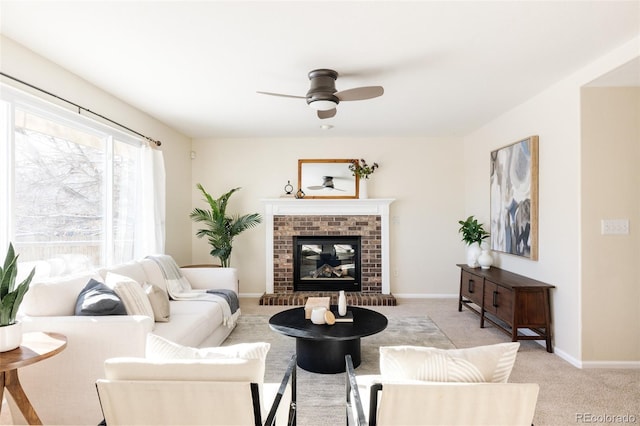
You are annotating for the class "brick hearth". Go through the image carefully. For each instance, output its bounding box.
[259,291,397,306]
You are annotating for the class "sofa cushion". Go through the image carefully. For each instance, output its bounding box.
[144,282,170,322]
[75,279,127,316]
[105,273,155,319]
[139,258,169,293]
[20,272,103,316]
[152,300,224,347]
[103,261,148,285]
[379,342,520,383]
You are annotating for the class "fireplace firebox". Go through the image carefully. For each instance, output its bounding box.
[293,236,361,292]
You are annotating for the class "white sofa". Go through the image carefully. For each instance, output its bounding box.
[9,257,239,426]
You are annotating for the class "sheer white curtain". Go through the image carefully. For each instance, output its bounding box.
[134,144,166,258]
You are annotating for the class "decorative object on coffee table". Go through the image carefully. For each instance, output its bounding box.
[338,290,347,316]
[310,307,328,325]
[304,296,330,319]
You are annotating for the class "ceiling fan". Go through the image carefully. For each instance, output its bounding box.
[257,69,384,119]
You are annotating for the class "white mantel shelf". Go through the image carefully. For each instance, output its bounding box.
[261,198,395,216]
[261,198,395,295]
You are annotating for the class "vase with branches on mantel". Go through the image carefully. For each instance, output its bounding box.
[349,158,379,199]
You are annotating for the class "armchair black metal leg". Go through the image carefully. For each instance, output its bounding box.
[264,354,297,426]
[345,355,367,426]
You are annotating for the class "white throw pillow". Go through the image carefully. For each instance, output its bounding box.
[105,272,155,319]
[104,356,265,383]
[146,334,270,361]
[379,342,520,383]
[143,282,170,322]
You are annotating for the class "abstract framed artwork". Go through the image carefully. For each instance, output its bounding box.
[490,136,539,260]
[298,159,359,199]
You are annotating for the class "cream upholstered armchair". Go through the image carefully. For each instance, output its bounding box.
[96,354,296,426]
[345,343,540,426]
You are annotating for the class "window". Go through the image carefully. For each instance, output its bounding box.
[1,85,164,276]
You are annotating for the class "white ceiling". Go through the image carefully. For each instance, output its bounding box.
[1,1,639,140]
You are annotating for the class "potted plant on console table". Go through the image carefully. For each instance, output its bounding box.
[457,215,490,268]
[190,184,262,267]
[0,243,35,352]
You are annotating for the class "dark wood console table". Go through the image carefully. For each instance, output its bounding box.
[457,264,555,353]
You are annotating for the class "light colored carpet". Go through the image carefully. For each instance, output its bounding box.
[222,313,456,426]
[239,298,640,426]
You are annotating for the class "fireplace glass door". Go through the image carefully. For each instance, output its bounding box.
[293,236,361,292]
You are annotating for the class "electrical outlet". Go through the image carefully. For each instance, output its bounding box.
[601,219,629,235]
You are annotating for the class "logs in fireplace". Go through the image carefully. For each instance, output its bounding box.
[293,236,361,292]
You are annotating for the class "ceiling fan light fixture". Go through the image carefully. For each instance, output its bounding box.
[308,99,338,111]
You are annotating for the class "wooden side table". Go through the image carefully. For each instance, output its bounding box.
[0,332,67,425]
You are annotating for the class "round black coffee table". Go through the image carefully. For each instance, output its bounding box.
[269,305,387,374]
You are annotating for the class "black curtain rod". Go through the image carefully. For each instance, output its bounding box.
[0,71,161,147]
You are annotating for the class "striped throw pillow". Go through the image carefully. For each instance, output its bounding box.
[379,342,520,383]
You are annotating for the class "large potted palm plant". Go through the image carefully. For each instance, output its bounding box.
[190,185,262,267]
[0,243,35,351]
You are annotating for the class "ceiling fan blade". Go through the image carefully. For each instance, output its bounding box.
[256,91,306,99]
[335,86,384,101]
[317,108,337,119]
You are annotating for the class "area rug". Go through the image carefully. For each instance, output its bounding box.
[222,314,456,425]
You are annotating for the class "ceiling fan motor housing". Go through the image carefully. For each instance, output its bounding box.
[306,69,340,107]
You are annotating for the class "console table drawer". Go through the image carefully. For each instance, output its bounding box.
[483,280,513,324]
[460,270,483,306]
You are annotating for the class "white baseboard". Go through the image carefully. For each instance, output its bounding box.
[239,293,265,298]
[581,360,640,369]
[392,293,459,299]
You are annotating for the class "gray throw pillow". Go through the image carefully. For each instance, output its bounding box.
[75,278,127,316]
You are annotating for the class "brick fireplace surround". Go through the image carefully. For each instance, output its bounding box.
[260,198,396,306]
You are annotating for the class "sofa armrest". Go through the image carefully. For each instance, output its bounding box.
[21,314,154,342]
[181,267,239,293]
[8,315,154,425]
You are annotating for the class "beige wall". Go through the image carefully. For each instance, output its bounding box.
[0,36,193,265]
[581,87,640,362]
[463,37,639,365]
[190,137,465,297]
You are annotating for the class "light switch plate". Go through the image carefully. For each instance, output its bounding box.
[601,219,629,235]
